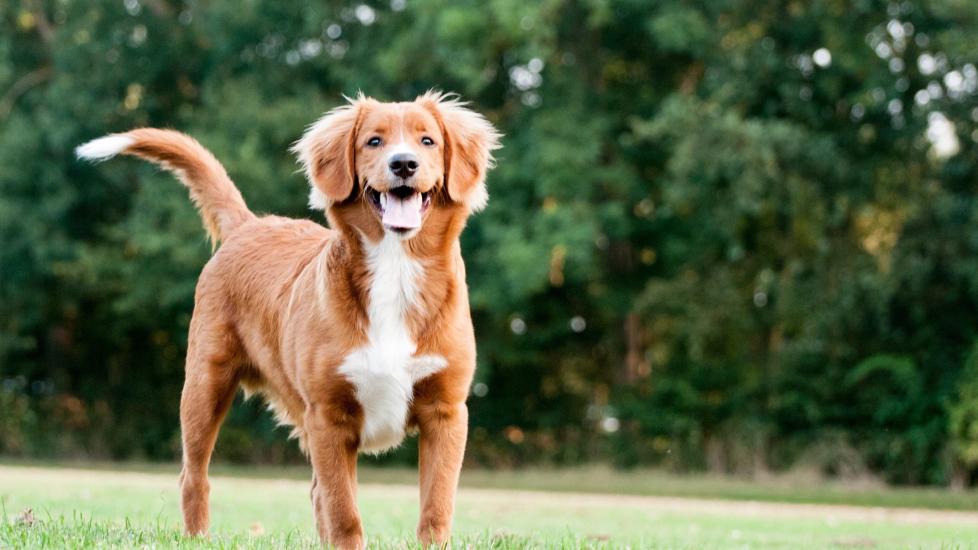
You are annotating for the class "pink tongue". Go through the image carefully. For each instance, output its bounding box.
[382,192,422,229]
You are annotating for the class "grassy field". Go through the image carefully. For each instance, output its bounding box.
[1,464,978,549]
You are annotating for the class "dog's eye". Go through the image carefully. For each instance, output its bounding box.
[366,137,382,147]
[421,136,435,147]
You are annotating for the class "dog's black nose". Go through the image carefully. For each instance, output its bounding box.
[388,153,419,179]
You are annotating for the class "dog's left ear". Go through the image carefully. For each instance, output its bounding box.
[420,91,501,212]
[292,96,368,210]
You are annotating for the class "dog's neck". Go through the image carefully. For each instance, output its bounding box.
[329,202,470,270]
[323,206,470,334]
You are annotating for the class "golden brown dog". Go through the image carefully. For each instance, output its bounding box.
[76,91,500,549]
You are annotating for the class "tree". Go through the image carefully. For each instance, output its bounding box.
[2,0,978,484]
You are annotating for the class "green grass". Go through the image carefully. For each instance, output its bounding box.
[1,464,978,548]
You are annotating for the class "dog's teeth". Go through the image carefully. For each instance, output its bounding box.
[379,192,388,209]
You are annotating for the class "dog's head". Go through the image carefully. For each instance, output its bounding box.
[293,91,500,241]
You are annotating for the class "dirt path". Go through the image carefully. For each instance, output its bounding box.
[442,485,978,526]
[3,465,976,527]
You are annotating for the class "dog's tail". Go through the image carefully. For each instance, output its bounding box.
[76,128,255,246]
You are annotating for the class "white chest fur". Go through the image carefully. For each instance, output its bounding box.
[338,234,447,454]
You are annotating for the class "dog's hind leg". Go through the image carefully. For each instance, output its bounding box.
[178,320,242,536]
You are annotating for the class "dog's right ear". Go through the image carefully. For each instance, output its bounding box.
[292,97,367,210]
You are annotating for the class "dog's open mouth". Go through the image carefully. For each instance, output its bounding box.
[367,187,431,232]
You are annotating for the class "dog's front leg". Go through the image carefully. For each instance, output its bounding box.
[305,403,363,550]
[415,396,468,546]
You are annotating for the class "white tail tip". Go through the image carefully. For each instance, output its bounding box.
[75,134,134,162]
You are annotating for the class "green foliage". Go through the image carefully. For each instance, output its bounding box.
[950,342,978,470]
[842,355,939,483]
[1,0,978,485]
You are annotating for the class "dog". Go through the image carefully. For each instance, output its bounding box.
[76,91,500,549]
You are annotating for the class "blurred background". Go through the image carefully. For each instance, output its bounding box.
[1,0,978,488]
